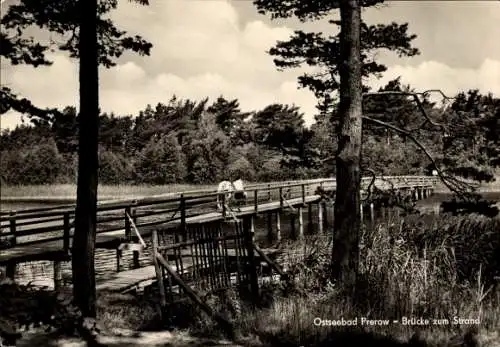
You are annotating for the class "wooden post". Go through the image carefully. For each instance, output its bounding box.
[152,230,167,311]
[5,262,16,280]
[63,212,70,254]
[250,215,255,234]
[116,249,121,272]
[370,203,375,223]
[254,189,258,213]
[276,212,281,241]
[301,184,306,205]
[125,206,131,241]
[298,206,304,239]
[322,201,328,229]
[360,202,364,220]
[279,187,284,208]
[318,202,323,234]
[267,212,273,243]
[243,216,259,303]
[9,211,16,246]
[53,261,62,291]
[180,194,186,243]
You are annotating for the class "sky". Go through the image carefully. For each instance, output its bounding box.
[1,0,499,130]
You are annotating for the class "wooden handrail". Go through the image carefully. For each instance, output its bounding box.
[126,212,147,248]
[0,175,438,252]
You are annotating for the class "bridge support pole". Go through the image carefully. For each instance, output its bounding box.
[267,213,273,243]
[116,250,121,272]
[133,252,140,269]
[318,203,323,234]
[307,203,313,234]
[243,216,260,304]
[276,212,281,241]
[5,262,16,280]
[298,207,304,239]
[370,203,375,223]
[53,261,62,291]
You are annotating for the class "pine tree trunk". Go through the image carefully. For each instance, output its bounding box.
[331,0,362,293]
[72,0,99,318]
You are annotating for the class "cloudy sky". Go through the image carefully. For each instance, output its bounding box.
[1,0,499,130]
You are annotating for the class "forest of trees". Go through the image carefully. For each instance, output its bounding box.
[1,83,499,186]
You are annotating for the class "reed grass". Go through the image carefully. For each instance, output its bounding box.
[189,213,500,346]
[0,184,213,199]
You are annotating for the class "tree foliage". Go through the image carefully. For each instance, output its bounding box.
[1,90,498,188]
[0,0,152,120]
[254,0,419,114]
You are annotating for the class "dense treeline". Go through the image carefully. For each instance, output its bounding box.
[1,80,499,185]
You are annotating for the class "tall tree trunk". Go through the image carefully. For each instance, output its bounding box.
[331,0,362,294]
[72,0,99,318]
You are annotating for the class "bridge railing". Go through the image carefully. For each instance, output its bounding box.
[0,176,438,256]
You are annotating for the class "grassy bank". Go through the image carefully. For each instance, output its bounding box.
[2,174,500,199]
[190,213,500,346]
[2,213,500,346]
[0,183,214,199]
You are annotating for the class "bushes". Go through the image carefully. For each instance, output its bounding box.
[0,140,68,185]
[134,134,187,184]
[98,149,134,184]
[227,157,256,181]
[185,113,232,183]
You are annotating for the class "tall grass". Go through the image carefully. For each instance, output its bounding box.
[189,213,500,346]
[3,213,499,346]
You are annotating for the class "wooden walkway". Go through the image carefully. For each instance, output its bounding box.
[0,195,320,265]
[1,176,438,292]
[95,265,156,292]
[94,247,279,293]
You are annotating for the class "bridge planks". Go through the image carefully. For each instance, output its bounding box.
[0,176,438,294]
[0,195,320,265]
[0,176,437,271]
[97,247,279,293]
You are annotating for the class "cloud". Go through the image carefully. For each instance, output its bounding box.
[1,0,320,129]
[1,0,499,132]
[368,59,500,101]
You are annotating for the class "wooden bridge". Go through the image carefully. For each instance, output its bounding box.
[0,175,438,295]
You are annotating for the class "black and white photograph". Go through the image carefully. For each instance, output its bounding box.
[0,0,499,346]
